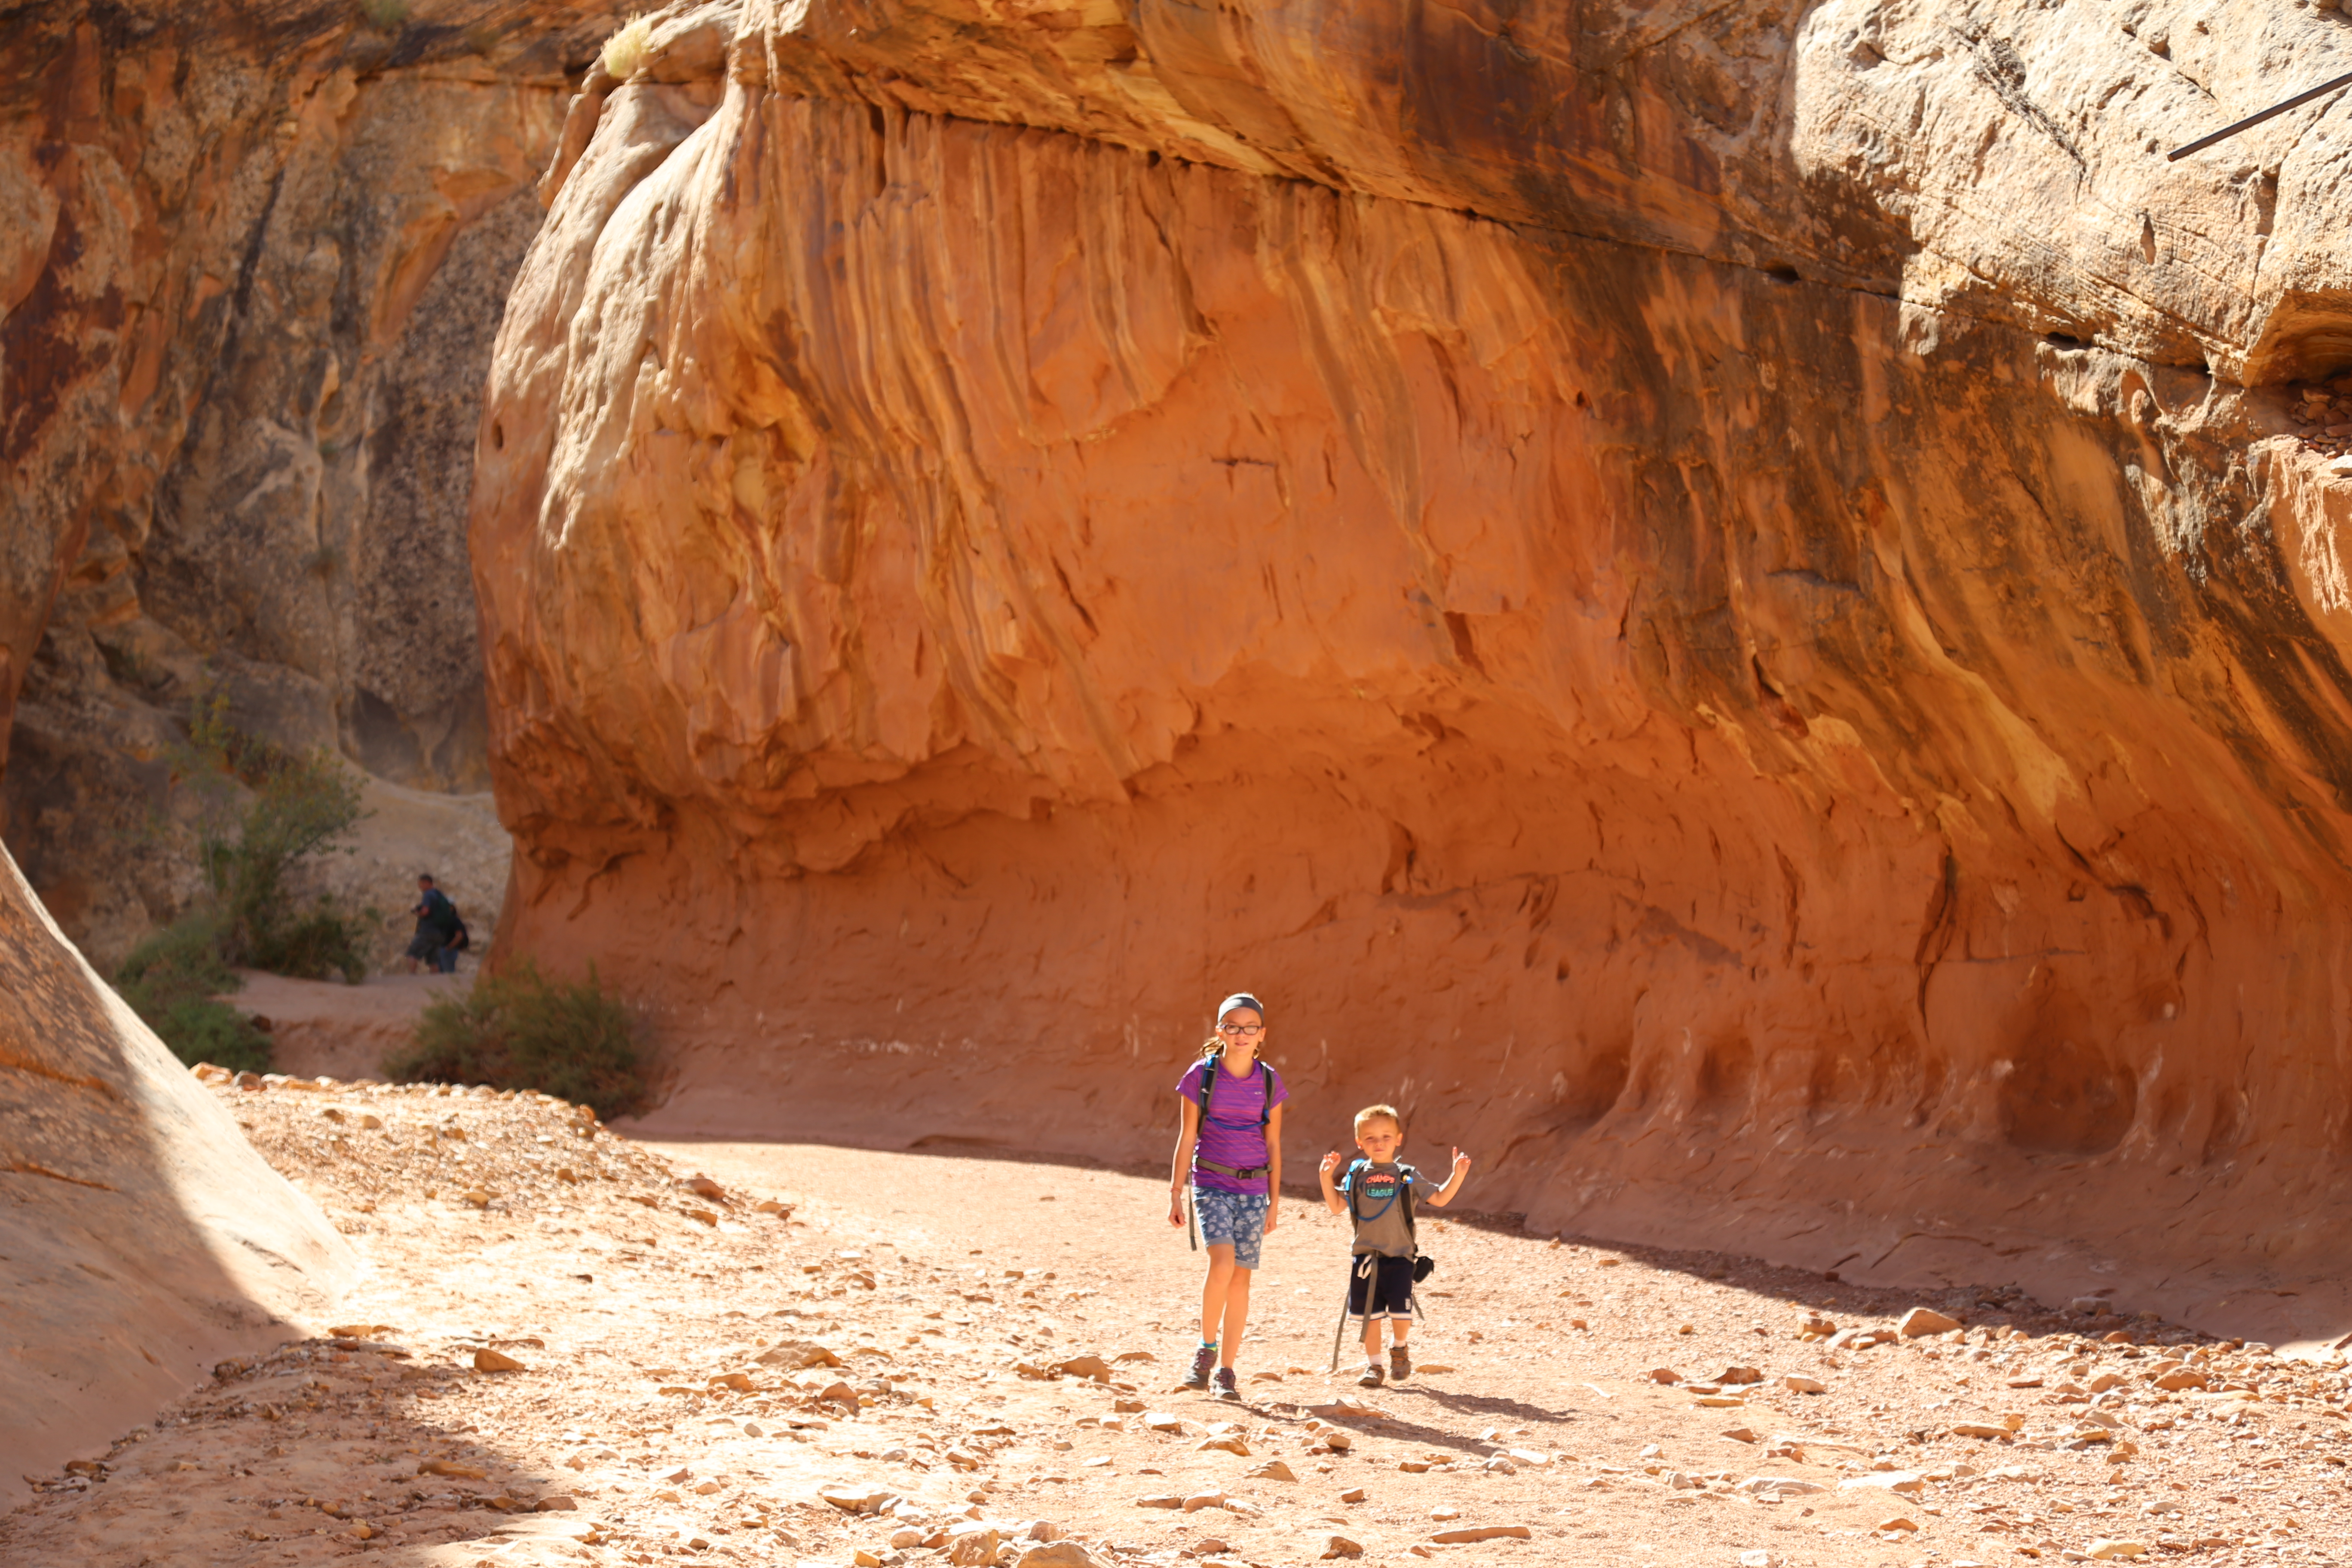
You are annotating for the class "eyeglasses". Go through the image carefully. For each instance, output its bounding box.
[1218,1023,1265,1036]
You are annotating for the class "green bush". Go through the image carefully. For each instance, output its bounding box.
[115,915,271,1072]
[387,961,645,1118]
[249,904,371,983]
[153,998,273,1075]
[154,691,368,981]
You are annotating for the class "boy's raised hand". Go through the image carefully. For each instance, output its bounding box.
[1451,1147,1473,1175]
[1319,1150,1344,1180]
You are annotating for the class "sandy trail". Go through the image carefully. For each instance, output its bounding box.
[5,1078,2346,1568]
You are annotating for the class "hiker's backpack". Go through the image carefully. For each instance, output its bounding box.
[1340,1158,1427,1260]
[446,899,471,951]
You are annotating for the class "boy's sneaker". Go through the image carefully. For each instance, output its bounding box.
[1213,1366,1241,1401]
[1182,1344,1217,1390]
[1389,1345,1412,1381]
[1356,1361,1384,1388]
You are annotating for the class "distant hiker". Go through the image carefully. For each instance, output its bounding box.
[1167,992,1287,1401]
[404,873,468,975]
[1319,1103,1472,1387]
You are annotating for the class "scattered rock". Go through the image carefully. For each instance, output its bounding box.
[1135,1495,1183,1509]
[1875,1515,1919,1532]
[1951,1422,2010,1439]
[1196,1435,1250,1456]
[1180,1491,1225,1512]
[472,1347,526,1373]
[1055,1355,1113,1382]
[1715,1365,1762,1384]
[2086,1541,2148,1561]
[1244,1460,1296,1481]
[1778,1375,1826,1394]
[1647,1367,1683,1384]
[948,1526,1002,1565]
[1339,1485,1366,1501]
[821,1485,896,1514]
[1142,1412,1185,1433]
[1737,1477,1825,1497]
[418,1460,487,1480]
[1014,1545,1102,1568]
[1428,1525,1533,1543]
[1838,1471,1924,1494]
[757,1338,843,1369]
[1322,1537,1363,1559]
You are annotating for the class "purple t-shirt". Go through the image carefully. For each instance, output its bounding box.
[1178,1056,1287,1194]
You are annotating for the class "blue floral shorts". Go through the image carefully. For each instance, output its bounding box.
[1192,1186,1270,1269]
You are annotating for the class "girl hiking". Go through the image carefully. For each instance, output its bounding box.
[1167,992,1287,1400]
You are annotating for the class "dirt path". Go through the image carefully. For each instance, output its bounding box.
[6,1075,2347,1568]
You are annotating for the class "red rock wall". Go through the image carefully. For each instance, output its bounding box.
[476,0,2352,1345]
[0,0,607,964]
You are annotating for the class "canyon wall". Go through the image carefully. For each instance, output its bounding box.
[478,0,2352,1344]
[0,837,352,1508]
[0,0,604,965]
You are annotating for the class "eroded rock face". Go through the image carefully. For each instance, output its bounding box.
[0,0,603,964]
[478,0,2352,1341]
[0,839,351,1508]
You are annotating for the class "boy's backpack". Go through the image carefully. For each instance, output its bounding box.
[1338,1156,1422,1252]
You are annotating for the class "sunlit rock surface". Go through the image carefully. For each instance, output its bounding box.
[476,0,2352,1345]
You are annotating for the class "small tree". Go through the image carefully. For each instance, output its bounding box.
[114,692,373,1068]
[175,691,369,977]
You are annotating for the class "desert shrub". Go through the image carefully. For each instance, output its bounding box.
[601,13,652,80]
[115,914,270,1073]
[152,998,273,1075]
[358,0,409,31]
[164,692,368,981]
[388,961,645,1118]
[249,904,372,983]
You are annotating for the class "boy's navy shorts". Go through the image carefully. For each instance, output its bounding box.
[1346,1253,1415,1321]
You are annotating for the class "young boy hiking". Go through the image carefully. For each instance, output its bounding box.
[1167,992,1286,1400]
[1318,1104,1472,1387]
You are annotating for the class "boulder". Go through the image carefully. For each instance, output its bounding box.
[0,844,352,1507]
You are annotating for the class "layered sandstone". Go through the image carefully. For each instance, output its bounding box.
[478,0,2352,1345]
[0,839,351,1507]
[0,0,600,963]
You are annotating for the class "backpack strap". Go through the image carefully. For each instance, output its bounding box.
[1398,1163,1420,1244]
[1340,1158,1369,1225]
[1256,1060,1274,1128]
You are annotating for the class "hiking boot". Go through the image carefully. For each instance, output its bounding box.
[1356,1361,1384,1388]
[1389,1345,1412,1381]
[1214,1366,1241,1401]
[1182,1344,1218,1390]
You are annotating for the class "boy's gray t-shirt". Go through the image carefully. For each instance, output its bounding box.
[1343,1161,1418,1256]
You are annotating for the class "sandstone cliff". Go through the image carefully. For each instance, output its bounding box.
[0,839,351,1508]
[478,0,2352,1344]
[0,0,603,963]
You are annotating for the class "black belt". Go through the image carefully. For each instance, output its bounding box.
[1194,1158,1269,1180]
